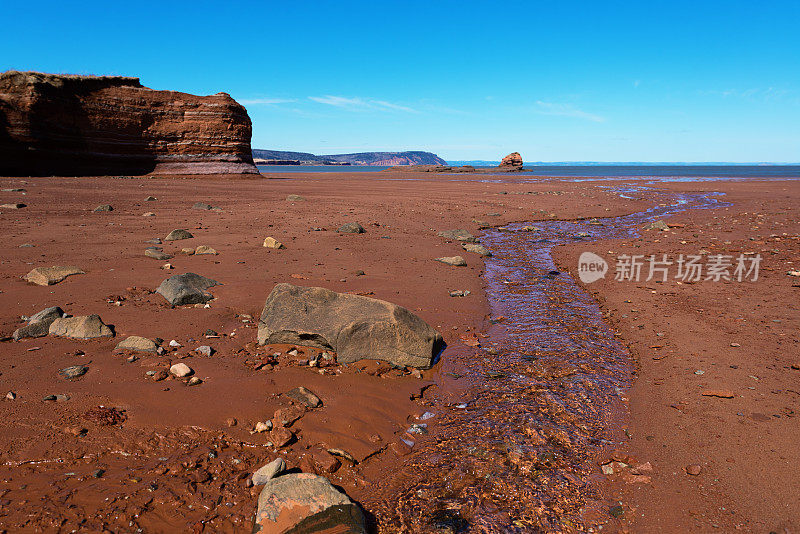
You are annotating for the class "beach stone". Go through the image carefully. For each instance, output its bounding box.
[145,247,172,260]
[59,365,88,379]
[195,245,217,255]
[156,272,220,306]
[164,229,194,241]
[142,212,155,217]
[180,247,195,255]
[435,256,467,266]
[5,392,16,400]
[49,315,113,339]
[686,464,702,476]
[646,220,670,231]
[2,188,25,192]
[449,290,471,297]
[192,202,213,210]
[195,345,214,356]
[24,266,84,286]
[13,306,65,340]
[253,473,366,534]
[187,376,202,386]
[115,336,158,353]
[0,203,26,209]
[269,427,295,448]
[262,236,285,249]
[93,204,113,212]
[257,283,443,369]
[254,421,273,433]
[462,243,492,257]
[144,196,157,201]
[286,194,305,202]
[145,238,162,244]
[252,458,286,485]
[437,229,477,243]
[284,386,322,408]
[337,222,365,234]
[170,363,193,377]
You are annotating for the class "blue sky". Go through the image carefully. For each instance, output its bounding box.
[3,1,799,162]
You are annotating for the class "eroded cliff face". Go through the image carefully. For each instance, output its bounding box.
[0,71,258,176]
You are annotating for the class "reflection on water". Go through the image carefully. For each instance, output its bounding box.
[371,190,724,532]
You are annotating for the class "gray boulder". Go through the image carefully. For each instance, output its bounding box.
[156,273,220,306]
[49,315,114,339]
[164,229,194,241]
[253,473,366,534]
[14,306,65,340]
[257,283,442,369]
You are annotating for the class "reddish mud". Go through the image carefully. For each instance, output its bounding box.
[0,173,796,532]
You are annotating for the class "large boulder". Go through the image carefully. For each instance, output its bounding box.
[49,314,113,339]
[156,273,220,306]
[13,306,65,340]
[258,284,442,369]
[253,473,366,534]
[0,70,258,176]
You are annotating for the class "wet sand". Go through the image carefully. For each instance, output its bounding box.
[0,172,797,532]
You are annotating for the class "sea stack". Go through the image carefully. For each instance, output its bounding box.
[499,151,523,170]
[0,70,258,176]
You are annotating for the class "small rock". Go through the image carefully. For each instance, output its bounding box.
[180,247,195,255]
[686,464,702,476]
[286,194,305,202]
[164,229,194,241]
[254,421,273,433]
[169,339,181,347]
[337,222,365,234]
[187,377,203,386]
[93,204,113,212]
[462,243,492,257]
[153,370,168,381]
[169,363,193,378]
[59,365,88,379]
[225,417,238,427]
[144,196,157,201]
[274,405,306,427]
[435,256,467,267]
[645,220,670,231]
[192,202,213,210]
[5,392,17,400]
[0,203,26,209]
[252,458,286,485]
[269,427,294,448]
[115,336,158,353]
[161,263,173,270]
[195,345,215,357]
[609,504,624,518]
[449,290,471,297]
[24,266,84,286]
[262,237,285,249]
[142,212,155,217]
[701,390,734,398]
[195,245,217,255]
[145,238,162,244]
[285,386,322,408]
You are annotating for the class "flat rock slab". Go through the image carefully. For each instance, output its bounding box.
[156,272,220,306]
[145,248,173,260]
[286,194,305,201]
[257,283,442,369]
[115,336,158,353]
[337,222,365,234]
[285,386,322,409]
[438,229,477,242]
[164,229,194,241]
[93,204,113,212]
[435,256,467,266]
[49,315,114,339]
[253,473,366,534]
[24,266,84,286]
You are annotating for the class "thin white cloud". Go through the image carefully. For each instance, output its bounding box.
[238,97,296,105]
[309,95,418,113]
[534,101,605,122]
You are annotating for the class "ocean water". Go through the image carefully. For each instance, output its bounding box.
[257,164,800,179]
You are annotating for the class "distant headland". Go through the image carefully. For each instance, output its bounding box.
[252,149,447,166]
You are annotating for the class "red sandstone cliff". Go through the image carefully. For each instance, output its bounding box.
[0,71,258,176]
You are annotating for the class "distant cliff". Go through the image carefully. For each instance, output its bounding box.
[252,149,447,166]
[0,71,258,176]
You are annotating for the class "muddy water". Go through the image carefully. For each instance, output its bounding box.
[375,191,723,533]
